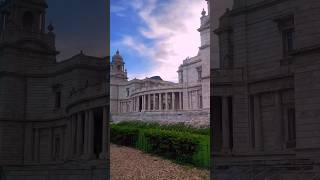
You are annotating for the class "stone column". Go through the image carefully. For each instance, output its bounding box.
[222,97,230,152]
[48,127,53,161]
[153,94,156,111]
[83,111,89,155]
[133,97,135,112]
[137,96,140,112]
[24,123,33,163]
[71,115,76,157]
[100,106,108,159]
[141,95,144,111]
[34,128,39,162]
[254,94,263,151]
[275,91,283,149]
[165,93,168,111]
[65,120,72,160]
[148,94,151,111]
[134,97,136,112]
[136,97,139,112]
[87,109,94,159]
[76,113,82,155]
[144,95,146,111]
[159,93,162,111]
[179,92,183,110]
[172,92,176,111]
[67,117,73,158]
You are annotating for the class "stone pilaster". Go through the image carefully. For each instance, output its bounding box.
[222,97,230,152]
[172,92,176,110]
[48,127,53,161]
[254,94,263,151]
[34,128,39,162]
[275,91,283,150]
[24,123,33,163]
[100,106,108,159]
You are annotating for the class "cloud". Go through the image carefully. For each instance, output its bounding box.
[119,0,207,82]
[111,4,127,17]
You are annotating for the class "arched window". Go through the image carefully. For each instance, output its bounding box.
[22,11,34,30]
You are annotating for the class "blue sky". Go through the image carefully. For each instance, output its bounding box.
[46,0,108,61]
[110,0,207,82]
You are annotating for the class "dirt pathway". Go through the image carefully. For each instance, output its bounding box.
[110,144,210,180]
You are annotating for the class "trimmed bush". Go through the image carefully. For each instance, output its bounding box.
[110,125,139,147]
[114,121,209,135]
[144,129,200,164]
[110,121,210,168]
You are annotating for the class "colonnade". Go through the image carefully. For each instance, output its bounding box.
[119,92,184,113]
[69,106,108,159]
[31,106,108,162]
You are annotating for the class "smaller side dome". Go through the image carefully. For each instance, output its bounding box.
[112,50,123,62]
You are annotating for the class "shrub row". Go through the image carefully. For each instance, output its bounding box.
[113,121,209,135]
[144,129,200,164]
[110,125,139,148]
[110,121,210,168]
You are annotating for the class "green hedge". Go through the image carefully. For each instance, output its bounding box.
[144,129,200,164]
[113,121,209,135]
[110,121,210,168]
[110,125,139,147]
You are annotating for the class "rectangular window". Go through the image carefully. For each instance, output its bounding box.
[179,71,183,83]
[55,91,61,108]
[197,67,202,81]
[287,108,296,148]
[282,29,294,56]
[276,16,294,57]
[126,88,130,97]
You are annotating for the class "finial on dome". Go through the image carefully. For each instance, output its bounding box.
[116,49,120,55]
[201,8,206,16]
[48,21,54,32]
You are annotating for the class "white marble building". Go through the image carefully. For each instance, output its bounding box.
[110,1,210,127]
[0,0,109,179]
[211,0,320,179]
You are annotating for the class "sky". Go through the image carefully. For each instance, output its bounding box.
[46,0,108,61]
[110,0,207,82]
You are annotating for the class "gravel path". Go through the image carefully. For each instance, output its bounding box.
[110,144,210,180]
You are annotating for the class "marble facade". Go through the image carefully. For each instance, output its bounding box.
[0,0,109,179]
[211,0,320,179]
